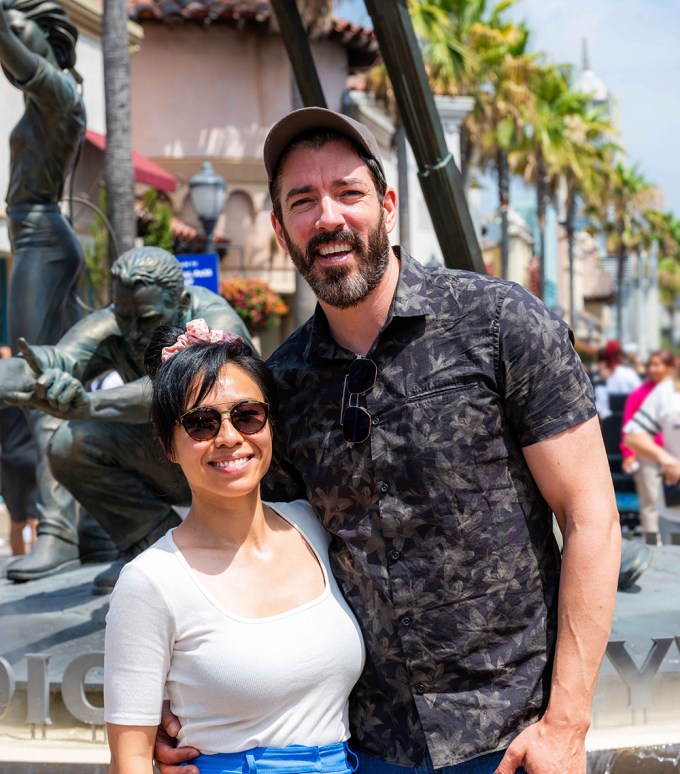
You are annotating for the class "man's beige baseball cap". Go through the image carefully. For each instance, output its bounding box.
[263,107,385,183]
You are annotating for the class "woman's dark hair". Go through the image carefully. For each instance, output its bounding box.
[648,350,675,369]
[145,325,278,458]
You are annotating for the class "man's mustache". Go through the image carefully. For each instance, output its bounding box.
[305,229,363,263]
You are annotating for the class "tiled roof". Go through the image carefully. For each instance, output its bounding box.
[128,1,378,67]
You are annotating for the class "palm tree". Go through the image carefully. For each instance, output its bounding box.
[594,162,662,340]
[103,0,136,260]
[647,210,680,348]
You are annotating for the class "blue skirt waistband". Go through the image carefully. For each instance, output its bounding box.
[183,741,357,774]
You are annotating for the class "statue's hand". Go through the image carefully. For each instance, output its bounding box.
[17,337,47,377]
[37,369,90,419]
[8,369,90,420]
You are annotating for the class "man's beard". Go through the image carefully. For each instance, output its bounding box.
[281,213,391,309]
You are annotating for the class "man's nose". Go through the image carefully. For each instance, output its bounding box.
[315,196,345,231]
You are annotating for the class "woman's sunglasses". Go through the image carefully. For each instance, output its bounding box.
[176,400,269,441]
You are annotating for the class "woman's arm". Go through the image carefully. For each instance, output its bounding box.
[107,724,156,774]
[0,6,40,84]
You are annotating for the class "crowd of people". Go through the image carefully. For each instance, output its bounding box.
[591,339,680,547]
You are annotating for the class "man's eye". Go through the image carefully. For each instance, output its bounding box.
[290,197,312,209]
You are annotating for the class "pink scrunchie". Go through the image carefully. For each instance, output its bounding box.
[161,318,245,363]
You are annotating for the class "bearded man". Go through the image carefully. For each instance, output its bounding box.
[157,109,620,774]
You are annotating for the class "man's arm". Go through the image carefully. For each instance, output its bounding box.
[497,416,620,774]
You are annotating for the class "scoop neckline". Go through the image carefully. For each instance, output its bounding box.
[168,501,330,624]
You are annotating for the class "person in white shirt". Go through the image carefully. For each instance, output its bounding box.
[624,372,680,546]
[104,319,365,774]
[603,340,642,397]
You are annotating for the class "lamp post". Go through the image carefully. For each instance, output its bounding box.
[189,161,226,254]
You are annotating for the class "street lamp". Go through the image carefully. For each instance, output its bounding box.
[189,161,226,255]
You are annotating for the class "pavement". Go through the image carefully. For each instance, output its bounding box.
[0,503,680,772]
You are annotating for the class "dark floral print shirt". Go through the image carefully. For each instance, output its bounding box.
[263,249,597,768]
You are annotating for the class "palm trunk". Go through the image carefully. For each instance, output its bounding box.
[498,149,509,280]
[536,154,547,300]
[103,0,136,262]
[616,217,626,342]
[566,185,576,328]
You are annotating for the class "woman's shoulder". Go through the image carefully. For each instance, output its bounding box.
[115,532,178,589]
[266,499,329,549]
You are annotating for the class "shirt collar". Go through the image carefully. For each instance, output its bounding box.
[304,246,432,362]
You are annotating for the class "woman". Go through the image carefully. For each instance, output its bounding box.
[104,319,365,774]
[0,0,85,347]
[620,350,675,545]
[624,354,680,546]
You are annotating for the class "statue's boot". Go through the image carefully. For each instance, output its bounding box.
[617,538,653,591]
[91,508,183,596]
[6,534,80,582]
[78,511,119,564]
[91,558,125,596]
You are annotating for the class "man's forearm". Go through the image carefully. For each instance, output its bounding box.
[546,501,621,731]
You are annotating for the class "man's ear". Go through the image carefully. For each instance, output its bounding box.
[382,186,398,235]
[270,211,289,254]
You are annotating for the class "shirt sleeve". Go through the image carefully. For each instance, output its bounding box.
[623,380,671,437]
[22,57,80,117]
[497,283,597,447]
[104,561,175,726]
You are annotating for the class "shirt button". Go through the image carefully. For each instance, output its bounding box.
[372,416,380,426]
[415,684,426,695]
[389,549,401,561]
[400,615,412,627]
[380,483,389,494]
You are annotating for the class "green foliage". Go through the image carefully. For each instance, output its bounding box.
[83,187,111,308]
[140,189,174,251]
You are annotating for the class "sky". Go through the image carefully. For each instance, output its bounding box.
[334,0,680,218]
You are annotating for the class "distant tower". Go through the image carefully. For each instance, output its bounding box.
[573,39,610,108]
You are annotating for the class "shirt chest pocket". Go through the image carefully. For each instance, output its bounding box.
[405,380,513,493]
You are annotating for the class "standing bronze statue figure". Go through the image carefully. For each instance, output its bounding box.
[0,0,86,347]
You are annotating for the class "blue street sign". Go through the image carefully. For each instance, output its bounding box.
[179,254,219,294]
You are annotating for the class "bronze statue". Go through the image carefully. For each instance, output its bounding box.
[0,247,252,592]
[0,0,86,347]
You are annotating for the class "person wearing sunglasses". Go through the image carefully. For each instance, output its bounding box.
[104,318,365,774]
[156,109,621,774]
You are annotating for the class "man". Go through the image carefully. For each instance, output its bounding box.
[156,108,620,774]
[0,246,251,588]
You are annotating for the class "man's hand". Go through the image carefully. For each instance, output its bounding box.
[495,716,587,774]
[154,700,200,774]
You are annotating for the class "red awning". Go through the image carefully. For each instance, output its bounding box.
[85,129,177,193]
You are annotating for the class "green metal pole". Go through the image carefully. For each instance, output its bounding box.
[268,0,327,109]
[363,0,485,274]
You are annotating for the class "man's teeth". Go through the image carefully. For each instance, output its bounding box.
[212,458,250,471]
[318,242,351,256]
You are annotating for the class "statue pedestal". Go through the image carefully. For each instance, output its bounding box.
[1,545,680,772]
[0,559,109,771]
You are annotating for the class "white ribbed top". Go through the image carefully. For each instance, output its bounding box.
[104,500,365,754]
